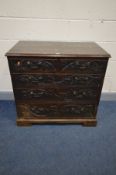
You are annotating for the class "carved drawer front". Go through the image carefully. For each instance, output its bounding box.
[8,58,107,74]
[12,74,103,88]
[17,103,97,119]
[8,58,58,73]
[14,88,99,102]
[60,59,107,74]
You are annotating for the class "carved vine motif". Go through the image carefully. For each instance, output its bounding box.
[56,75,101,86]
[18,89,59,99]
[64,89,97,99]
[15,74,54,84]
[14,74,101,87]
[61,105,95,116]
[61,60,106,73]
[29,104,95,117]
[30,105,58,116]
[11,59,106,73]
[13,59,57,71]
[17,88,97,100]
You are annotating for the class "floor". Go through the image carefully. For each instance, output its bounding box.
[0,100,116,175]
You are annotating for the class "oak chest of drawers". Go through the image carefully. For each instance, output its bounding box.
[6,41,110,126]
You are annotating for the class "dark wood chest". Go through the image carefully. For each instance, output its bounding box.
[6,41,110,126]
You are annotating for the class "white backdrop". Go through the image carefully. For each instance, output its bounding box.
[0,0,116,92]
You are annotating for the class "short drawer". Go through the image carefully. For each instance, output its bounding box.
[11,74,103,88]
[8,58,58,73]
[16,103,97,119]
[14,87,99,102]
[8,57,108,74]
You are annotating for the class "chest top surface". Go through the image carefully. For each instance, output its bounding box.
[6,41,110,58]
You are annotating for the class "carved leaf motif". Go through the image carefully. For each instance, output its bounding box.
[19,89,59,99]
[16,75,54,84]
[61,60,105,73]
[30,105,58,116]
[14,59,56,71]
[11,59,106,73]
[29,104,95,117]
[17,88,97,101]
[15,74,101,87]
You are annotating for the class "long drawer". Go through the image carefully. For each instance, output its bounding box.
[8,57,107,74]
[16,103,97,119]
[14,87,100,102]
[11,74,103,88]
